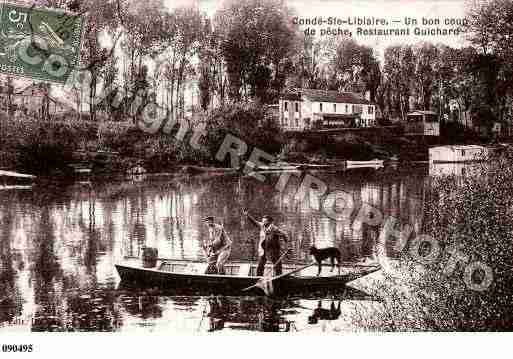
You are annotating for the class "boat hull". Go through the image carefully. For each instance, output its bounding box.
[346,160,384,165]
[115,263,381,296]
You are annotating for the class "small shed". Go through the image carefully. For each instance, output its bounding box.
[429,145,489,163]
[406,111,440,136]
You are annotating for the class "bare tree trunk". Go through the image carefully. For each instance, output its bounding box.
[90,73,97,122]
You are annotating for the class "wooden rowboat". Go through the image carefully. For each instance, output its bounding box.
[115,259,381,296]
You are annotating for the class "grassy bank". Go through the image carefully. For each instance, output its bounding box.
[0,103,405,176]
[0,115,203,175]
[281,131,427,163]
[0,103,285,175]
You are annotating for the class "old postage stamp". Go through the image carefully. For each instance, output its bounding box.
[0,2,83,83]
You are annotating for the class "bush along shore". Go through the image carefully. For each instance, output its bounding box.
[0,103,282,177]
[0,102,470,178]
[355,151,513,331]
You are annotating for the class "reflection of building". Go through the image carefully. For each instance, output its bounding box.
[429,162,483,178]
[279,88,377,131]
[429,145,489,163]
[405,111,440,136]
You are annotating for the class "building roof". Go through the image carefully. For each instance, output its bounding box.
[14,82,73,109]
[16,83,49,97]
[281,88,373,105]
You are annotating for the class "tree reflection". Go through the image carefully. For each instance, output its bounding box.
[31,206,65,331]
[0,206,20,325]
[1,166,429,332]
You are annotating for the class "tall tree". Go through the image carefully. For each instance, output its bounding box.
[215,0,300,103]
[74,0,123,122]
[413,43,438,111]
[383,45,415,120]
[289,36,337,90]
[466,0,513,126]
[152,6,205,119]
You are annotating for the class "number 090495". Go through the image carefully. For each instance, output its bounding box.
[2,344,33,353]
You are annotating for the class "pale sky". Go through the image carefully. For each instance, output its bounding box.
[54,0,471,109]
[165,0,471,59]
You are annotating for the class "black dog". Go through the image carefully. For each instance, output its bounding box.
[309,246,342,276]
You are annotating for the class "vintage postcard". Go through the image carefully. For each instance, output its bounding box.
[0,0,511,355]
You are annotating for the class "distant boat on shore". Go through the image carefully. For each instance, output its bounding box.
[429,145,489,163]
[346,159,384,169]
[254,163,300,172]
[0,170,35,179]
[0,170,36,186]
[0,185,33,191]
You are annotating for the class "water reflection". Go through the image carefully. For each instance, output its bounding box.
[0,166,427,332]
[113,285,378,333]
[308,300,342,324]
[429,162,483,177]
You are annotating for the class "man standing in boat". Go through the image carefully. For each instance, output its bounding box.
[242,209,288,276]
[203,216,232,275]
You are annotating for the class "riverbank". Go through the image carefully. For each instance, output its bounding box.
[0,114,431,178]
[0,115,212,177]
[0,103,286,176]
[3,106,499,178]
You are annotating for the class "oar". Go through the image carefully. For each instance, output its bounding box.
[242,262,316,295]
[197,298,209,332]
[243,248,289,294]
[272,249,290,274]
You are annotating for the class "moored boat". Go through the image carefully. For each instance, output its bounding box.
[115,259,381,296]
[0,170,36,186]
[254,164,300,171]
[346,160,384,169]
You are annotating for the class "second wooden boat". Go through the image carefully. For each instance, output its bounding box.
[346,160,384,169]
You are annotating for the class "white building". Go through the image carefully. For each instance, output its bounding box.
[279,88,377,131]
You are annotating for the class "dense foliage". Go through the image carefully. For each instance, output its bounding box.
[2,102,284,174]
[417,152,513,330]
[352,152,513,331]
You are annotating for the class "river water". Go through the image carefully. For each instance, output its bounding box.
[0,164,441,333]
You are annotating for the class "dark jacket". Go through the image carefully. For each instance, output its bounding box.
[247,215,287,256]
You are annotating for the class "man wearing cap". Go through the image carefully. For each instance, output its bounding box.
[242,209,288,276]
[203,216,232,275]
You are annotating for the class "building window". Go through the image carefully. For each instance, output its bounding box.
[333,104,337,112]
[345,104,349,113]
[368,106,374,115]
[295,102,299,112]
[284,101,288,111]
[296,118,299,127]
[320,103,323,112]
